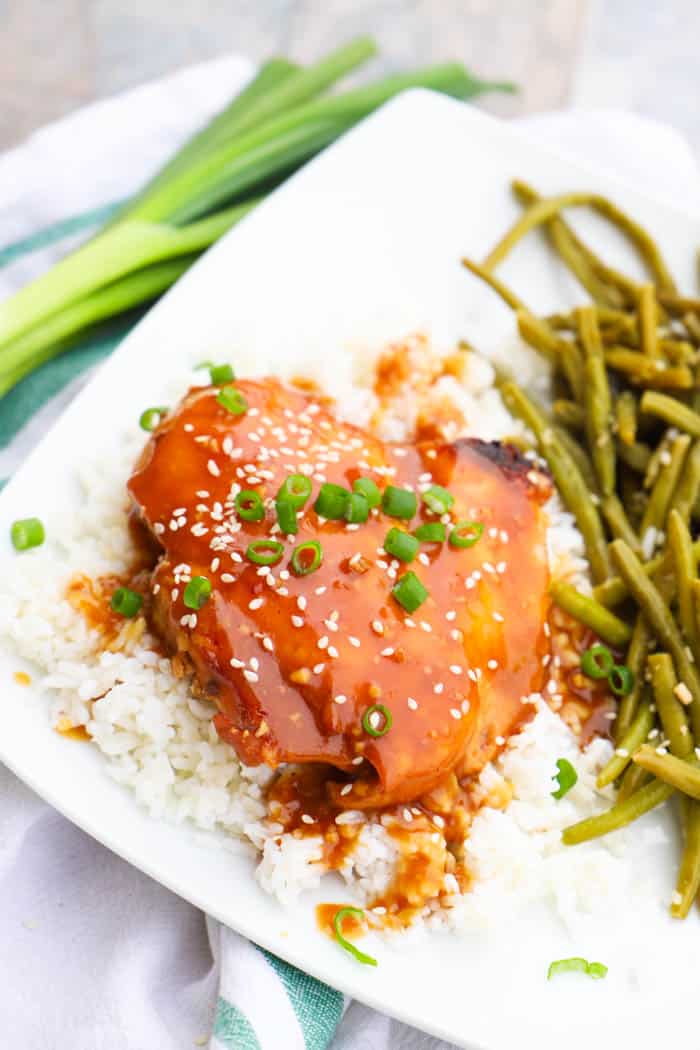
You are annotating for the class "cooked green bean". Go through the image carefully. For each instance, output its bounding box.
[462,257,527,312]
[593,538,700,608]
[515,309,561,366]
[640,391,700,438]
[579,306,615,495]
[554,425,599,492]
[604,349,693,389]
[633,747,700,799]
[601,494,643,556]
[615,390,637,446]
[500,382,611,581]
[615,617,651,741]
[659,339,697,365]
[667,509,700,663]
[658,292,700,315]
[610,540,700,737]
[670,440,700,520]
[552,398,584,430]
[597,695,654,788]
[638,433,690,544]
[672,800,700,918]
[683,311,700,346]
[638,283,660,358]
[617,761,652,802]
[562,777,674,845]
[549,580,631,647]
[648,652,693,759]
[643,430,676,491]
[616,439,652,474]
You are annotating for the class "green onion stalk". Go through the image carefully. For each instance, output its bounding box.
[0,38,514,399]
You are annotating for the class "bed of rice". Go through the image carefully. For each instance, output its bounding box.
[0,334,653,934]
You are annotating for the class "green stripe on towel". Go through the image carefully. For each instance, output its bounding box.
[213,997,262,1050]
[260,949,343,1050]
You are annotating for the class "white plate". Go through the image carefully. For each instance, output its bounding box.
[1,91,700,1050]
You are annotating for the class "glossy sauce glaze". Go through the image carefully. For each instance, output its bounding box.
[127,377,554,813]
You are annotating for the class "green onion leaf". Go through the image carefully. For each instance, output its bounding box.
[216,385,248,416]
[10,517,45,552]
[422,484,454,515]
[353,477,381,509]
[345,493,370,524]
[362,703,393,738]
[587,962,608,979]
[332,907,377,967]
[291,540,323,576]
[384,527,419,563]
[184,576,212,610]
[234,490,265,522]
[449,520,484,549]
[209,363,235,384]
[580,644,614,680]
[381,485,417,520]
[139,405,168,431]
[245,539,284,566]
[608,664,634,696]
[552,758,578,799]
[276,497,299,535]
[277,474,312,510]
[314,483,350,520]
[414,522,446,543]
[110,586,143,618]
[391,570,428,613]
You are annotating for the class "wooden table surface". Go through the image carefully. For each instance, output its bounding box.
[2,0,700,159]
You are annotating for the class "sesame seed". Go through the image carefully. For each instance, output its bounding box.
[207,459,220,477]
[675,682,693,706]
[334,694,347,705]
[402,808,413,822]
[243,670,259,683]
[407,697,418,710]
[493,611,504,623]
[434,683,444,695]
[381,647,395,657]
[301,814,315,825]
[291,615,304,628]
[318,636,329,650]
[328,646,339,659]
[495,735,505,745]
[449,665,462,675]
[221,573,234,583]
[487,659,499,670]
[340,784,353,797]
[262,637,274,652]
[371,620,384,636]
[349,636,361,648]
[450,708,462,720]
[445,610,456,621]
[352,755,364,765]
[313,663,325,674]
[248,597,264,611]
[297,596,307,611]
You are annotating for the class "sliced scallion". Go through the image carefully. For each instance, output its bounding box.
[609,664,634,696]
[391,570,428,612]
[216,385,248,415]
[184,576,212,610]
[414,522,446,543]
[246,539,284,566]
[353,477,381,509]
[314,483,350,520]
[422,484,454,515]
[384,527,419,563]
[110,586,143,618]
[345,492,370,524]
[291,539,323,576]
[139,405,168,431]
[449,520,484,549]
[381,485,417,520]
[235,490,265,522]
[276,497,299,535]
[209,363,235,384]
[580,643,614,680]
[547,958,589,980]
[277,474,312,510]
[332,907,377,967]
[552,758,578,799]
[10,517,45,552]
[362,703,393,738]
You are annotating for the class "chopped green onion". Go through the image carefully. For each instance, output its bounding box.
[587,962,608,979]
[384,527,419,563]
[291,540,323,576]
[139,405,168,431]
[245,539,284,566]
[546,958,590,980]
[381,485,417,520]
[195,360,215,370]
[609,664,634,696]
[422,484,454,515]
[235,490,265,522]
[391,570,428,613]
[413,522,446,543]
[10,517,45,551]
[314,483,350,520]
[110,586,143,618]
[345,493,370,524]
[209,363,235,384]
[332,907,377,967]
[552,758,578,799]
[353,477,381,509]
[449,520,484,549]
[277,474,312,510]
[216,385,248,415]
[276,497,299,535]
[184,576,212,610]
[362,703,393,738]
[580,643,614,680]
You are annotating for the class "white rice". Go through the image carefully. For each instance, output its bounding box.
[0,333,645,933]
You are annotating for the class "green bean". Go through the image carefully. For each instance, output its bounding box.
[616,390,637,446]
[616,439,652,474]
[462,257,527,312]
[667,509,700,663]
[579,306,615,495]
[670,440,700,520]
[639,283,660,358]
[632,747,700,799]
[672,800,700,918]
[648,652,693,759]
[640,391,700,438]
[597,695,655,788]
[488,186,676,293]
[615,617,651,741]
[617,761,652,802]
[658,292,700,316]
[600,494,643,556]
[554,425,599,492]
[515,309,561,366]
[552,399,584,430]
[593,540,700,609]
[500,382,611,581]
[683,311,700,346]
[562,777,674,845]
[610,540,700,737]
[604,349,693,389]
[638,433,690,543]
[549,580,631,647]
[659,339,697,365]
[643,430,676,490]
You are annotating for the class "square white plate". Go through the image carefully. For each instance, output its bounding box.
[2,91,700,1050]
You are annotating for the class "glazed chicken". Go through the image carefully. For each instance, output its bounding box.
[128,377,552,808]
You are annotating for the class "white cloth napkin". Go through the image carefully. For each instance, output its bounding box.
[1,56,699,1050]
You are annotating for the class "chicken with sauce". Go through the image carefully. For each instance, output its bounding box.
[128,377,552,810]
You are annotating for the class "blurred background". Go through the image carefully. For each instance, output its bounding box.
[2,0,700,158]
